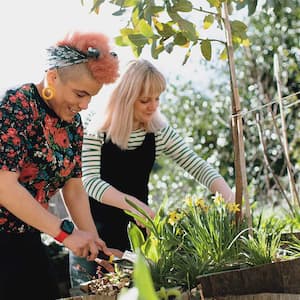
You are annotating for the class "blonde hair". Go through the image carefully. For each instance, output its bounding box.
[100,59,167,149]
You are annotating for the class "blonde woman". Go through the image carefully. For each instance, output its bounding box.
[69,59,234,286]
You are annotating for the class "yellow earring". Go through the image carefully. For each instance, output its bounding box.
[42,86,55,100]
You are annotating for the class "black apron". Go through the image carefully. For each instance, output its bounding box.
[89,133,155,251]
[0,232,60,300]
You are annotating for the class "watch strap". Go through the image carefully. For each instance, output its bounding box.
[54,230,69,243]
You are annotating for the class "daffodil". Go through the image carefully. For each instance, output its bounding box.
[212,192,225,205]
[175,227,183,236]
[184,196,193,207]
[168,210,183,226]
[195,197,207,210]
[227,202,240,213]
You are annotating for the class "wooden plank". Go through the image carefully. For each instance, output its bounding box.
[197,258,300,298]
[280,258,300,293]
[210,267,245,296]
[241,261,283,294]
[205,293,300,300]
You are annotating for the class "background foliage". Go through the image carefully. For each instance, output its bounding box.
[147,0,300,211]
[82,0,300,211]
[207,0,300,207]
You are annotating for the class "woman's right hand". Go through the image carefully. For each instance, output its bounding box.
[101,187,156,226]
[129,199,155,228]
[63,229,112,261]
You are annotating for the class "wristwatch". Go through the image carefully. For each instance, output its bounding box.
[54,219,75,243]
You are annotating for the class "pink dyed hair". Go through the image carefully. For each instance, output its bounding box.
[56,31,119,84]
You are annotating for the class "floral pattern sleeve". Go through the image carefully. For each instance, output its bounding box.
[0,89,32,172]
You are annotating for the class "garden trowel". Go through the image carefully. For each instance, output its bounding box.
[96,250,137,269]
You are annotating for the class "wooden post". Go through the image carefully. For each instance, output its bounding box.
[223,2,252,228]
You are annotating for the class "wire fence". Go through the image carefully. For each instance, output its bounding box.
[231,91,300,120]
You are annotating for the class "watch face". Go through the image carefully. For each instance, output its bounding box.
[61,219,75,234]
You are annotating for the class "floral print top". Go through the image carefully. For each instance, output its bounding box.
[0,83,83,233]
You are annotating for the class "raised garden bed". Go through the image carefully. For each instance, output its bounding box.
[197,257,300,298]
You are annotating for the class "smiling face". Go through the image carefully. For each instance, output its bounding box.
[133,93,160,129]
[44,65,103,122]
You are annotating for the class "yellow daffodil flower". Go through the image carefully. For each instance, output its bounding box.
[195,197,206,209]
[184,196,193,207]
[213,192,225,205]
[168,210,183,226]
[227,202,240,213]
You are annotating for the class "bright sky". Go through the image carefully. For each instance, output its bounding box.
[0,1,129,88]
[0,0,214,118]
[0,0,247,118]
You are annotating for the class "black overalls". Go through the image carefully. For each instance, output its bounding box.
[89,133,156,251]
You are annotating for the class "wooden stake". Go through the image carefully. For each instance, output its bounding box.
[273,54,300,207]
[223,2,252,229]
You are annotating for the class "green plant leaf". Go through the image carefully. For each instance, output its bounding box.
[138,19,154,38]
[110,0,124,5]
[231,20,247,34]
[112,8,126,16]
[120,27,135,35]
[236,0,248,10]
[127,221,145,251]
[203,14,214,29]
[90,0,105,13]
[141,235,160,262]
[114,35,130,46]
[124,198,159,237]
[111,0,137,7]
[144,5,164,23]
[167,9,198,41]
[151,41,164,59]
[219,46,227,60]
[123,0,139,6]
[227,2,234,15]
[128,34,149,47]
[133,252,159,300]
[207,0,221,8]
[125,209,152,230]
[201,39,212,60]
[154,20,176,39]
[146,5,164,15]
[248,0,258,16]
[178,19,198,41]
[125,198,152,220]
[173,0,193,12]
[132,45,143,57]
[131,7,140,27]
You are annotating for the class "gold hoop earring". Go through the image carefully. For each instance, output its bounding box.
[42,86,55,100]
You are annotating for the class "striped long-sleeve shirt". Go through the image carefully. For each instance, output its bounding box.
[82,125,221,202]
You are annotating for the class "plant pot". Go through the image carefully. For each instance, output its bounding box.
[196,257,300,298]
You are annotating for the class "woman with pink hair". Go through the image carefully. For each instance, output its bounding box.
[0,30,119,300]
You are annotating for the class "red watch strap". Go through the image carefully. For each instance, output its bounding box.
[54,231,69,243]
